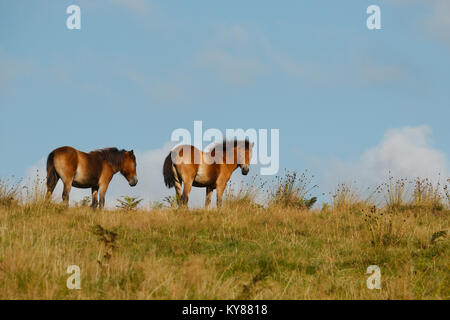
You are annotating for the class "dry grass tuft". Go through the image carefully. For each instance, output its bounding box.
[0,178,20,208]
[269,170,317,209]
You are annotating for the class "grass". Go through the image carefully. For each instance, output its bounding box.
[331,183,375,211]
[223,177,264,208]
[0,176,448,299]
[0,178,19,208]
[116,196,143,211]
[269,170,318,209]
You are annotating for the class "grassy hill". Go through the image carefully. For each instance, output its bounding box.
[0,176,448,299]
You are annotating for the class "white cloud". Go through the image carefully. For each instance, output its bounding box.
[323,125,449,188]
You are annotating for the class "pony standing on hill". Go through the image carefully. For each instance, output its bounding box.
[163,139,253,207]
[46,147,138,209]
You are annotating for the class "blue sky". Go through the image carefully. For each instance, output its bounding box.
[1,1,449,205]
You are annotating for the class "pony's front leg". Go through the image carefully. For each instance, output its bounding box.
[91,187,99,209]
[216,174,232,207]
[98,185,108,209]
[216,184,226,207]
[98,171,113,209]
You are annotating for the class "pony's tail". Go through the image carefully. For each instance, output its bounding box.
[46,151,59,191]
[163,152,176,188]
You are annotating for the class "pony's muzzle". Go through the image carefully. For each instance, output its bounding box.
[129,176,138,186]
[241,165,249,175]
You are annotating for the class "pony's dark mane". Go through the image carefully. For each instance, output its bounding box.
[91,148,125,169]
[210,138,251,153]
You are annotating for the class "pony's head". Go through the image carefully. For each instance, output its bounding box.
[121,150,138,186]
[236,140,254,175]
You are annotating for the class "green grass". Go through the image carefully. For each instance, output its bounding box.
[0,175,448,299]
[0,201,448,299]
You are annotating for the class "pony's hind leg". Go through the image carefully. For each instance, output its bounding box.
[61,178,73,206]
[172,165,183,204]
[45,160,59,202]
[205,186,214,208]
[181,178,193,206]
[45,173,59,202]
[91,187,99,209]
[174,180,182,204]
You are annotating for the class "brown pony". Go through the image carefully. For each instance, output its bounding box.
[163,139,253,207]
[46,146,138,208]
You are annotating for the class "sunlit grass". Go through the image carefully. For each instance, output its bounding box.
[0,174,448,300]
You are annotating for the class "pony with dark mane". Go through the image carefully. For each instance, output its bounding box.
[46,146,138,208]
[163,139,254,207]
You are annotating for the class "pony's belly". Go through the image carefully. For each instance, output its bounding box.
[72,181,92,189]
[73,168,96,188]
[194,165,212,186]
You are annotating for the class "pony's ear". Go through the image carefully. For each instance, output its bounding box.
[130,150,134,155]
